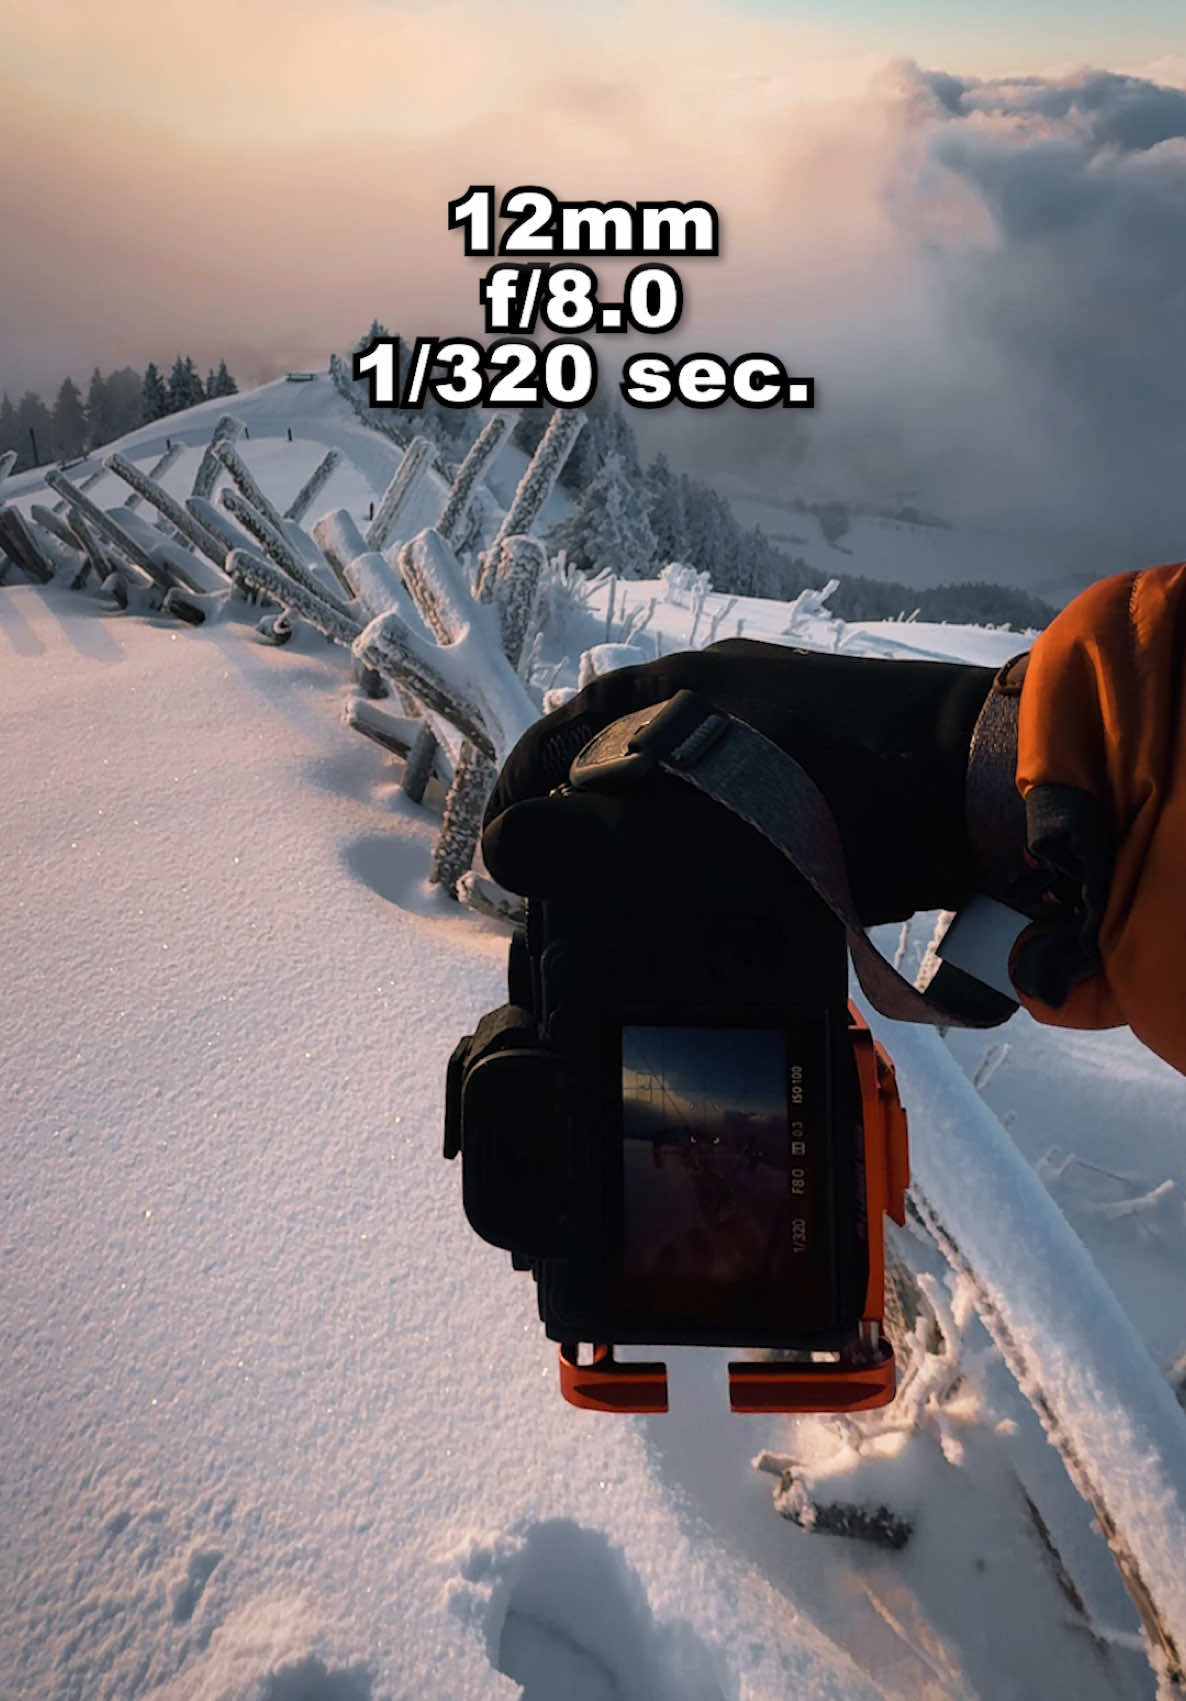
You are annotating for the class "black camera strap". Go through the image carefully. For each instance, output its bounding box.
[569,689,1019,1029]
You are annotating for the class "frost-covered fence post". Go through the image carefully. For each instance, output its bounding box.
[226,549,364,649]
[475,408,585,600]
[705,596,737,646]
[185,495,259,563]
[44,470,176,597]
[311,508,368,597]
[218,486,354,620]
[122,442,182,512]
[63,509,118,591]
[350,610,501,759]
[105,451,226,567]
[492,535,547,672]
[284,448,339,524]
[0,505,62,582]
[30,503,84,552]
[314,506,425,712]
[51,462,105,515]
[365,436,433,552]
[212,441,291,539]
[191,416,241,501]
[385,526,537,894]
[437,412,509,546]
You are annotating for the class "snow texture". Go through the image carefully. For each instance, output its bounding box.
[4,373,1185,1701]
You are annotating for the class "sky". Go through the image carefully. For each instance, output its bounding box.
[3,0,1185,566]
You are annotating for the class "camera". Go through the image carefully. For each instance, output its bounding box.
[445,695,909,1413]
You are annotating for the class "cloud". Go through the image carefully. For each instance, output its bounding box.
[848,64,1186,562]
[2,10,1184,578]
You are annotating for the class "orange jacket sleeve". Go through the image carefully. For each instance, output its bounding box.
[1011,561,1186,1075]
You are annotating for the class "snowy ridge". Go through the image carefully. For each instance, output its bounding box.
[870,1017,1186,1690]
[3,390,1186,1699]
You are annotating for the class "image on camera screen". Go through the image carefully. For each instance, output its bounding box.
[620,1025,829,1332]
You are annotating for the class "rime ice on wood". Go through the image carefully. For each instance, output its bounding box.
[106,450,226,567]
[342,699,423,759]
[51,463,106,516]
[342,552,420,631]
[0,449,16,493]
[0,508,76,582]
[396,529,537,756]
[44,471,174,593]
[212,441,291,540]
[351,613,495,760]
[65,509,118,589]
[30,503,83,552]
[218,486,354,620]
[311,509,369,596]
[436,413,509,546]
[122,442,182,513]
[186,495,259,564]
[476,408,585,599]
[225,549,363,649]
[492,535,546,670]
[284,448,341,524]
[432,746,498,896]
[365,436,433,553]
[191,416,242,502]
[115,508,230,597]
[397,528,475,644]
[577,643,648,689]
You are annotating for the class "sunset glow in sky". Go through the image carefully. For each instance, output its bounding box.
[4,1,1185,564]
[3,0,1182,395]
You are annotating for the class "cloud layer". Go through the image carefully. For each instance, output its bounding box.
[2,6,1184,573]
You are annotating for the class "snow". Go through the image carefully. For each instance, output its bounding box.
[3,381,1186,1700]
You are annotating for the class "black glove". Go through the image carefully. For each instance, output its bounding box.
[483,639,998,927]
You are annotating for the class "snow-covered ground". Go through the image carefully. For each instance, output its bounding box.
[4,389,1186,1700]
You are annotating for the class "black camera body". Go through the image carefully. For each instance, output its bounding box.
[446,726,907,1413]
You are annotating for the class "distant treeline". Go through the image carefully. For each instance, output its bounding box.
[335,319,1056,631]
[0,356,239,473]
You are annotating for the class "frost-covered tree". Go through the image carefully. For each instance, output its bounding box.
[645,452,686,565]
[85,369,113,448]
[104,367,143,439]
[209,360,238,398]
[166,355,205,414]
[15,391,54,467]
[52,378,87,459]
[142,362,169,422]
[557,450,657,580]
[559,392,642,493]
[0,393,19,463]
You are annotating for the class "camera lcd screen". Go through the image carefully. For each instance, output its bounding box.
[619,1024,834,1332]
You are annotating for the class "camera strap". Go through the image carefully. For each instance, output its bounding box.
[569,689,1017,1029]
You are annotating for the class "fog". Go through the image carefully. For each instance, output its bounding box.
[3,2,1184,572]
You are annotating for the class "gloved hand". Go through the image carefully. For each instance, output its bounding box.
[482,638,1002,927]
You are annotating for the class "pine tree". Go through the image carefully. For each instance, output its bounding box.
[106,367,143,438]
[645,453,686,565]
[185,356,205,404]
[558,392,643,493]
[0,393,19,462]
[142,362,169,421]
[52,378,87,459]
[165,354,205,413]
[15,392,54,467]
[565,451,657,580]
[85,368,111,448]
[214,360,238,396]
[166,356,188,413]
